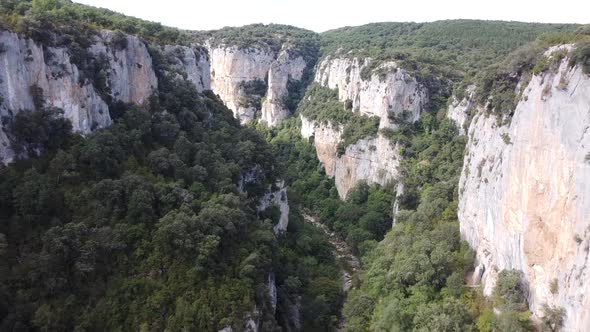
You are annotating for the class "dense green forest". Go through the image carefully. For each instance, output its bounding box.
[0,1,341,330]
[321,20,579,79]
[0,55,288,330]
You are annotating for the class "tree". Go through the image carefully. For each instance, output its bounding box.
[4,107,73,157]
[493,270,526,308]
[412,298,475,332]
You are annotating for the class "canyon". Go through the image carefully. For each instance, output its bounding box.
[1,13,589,331]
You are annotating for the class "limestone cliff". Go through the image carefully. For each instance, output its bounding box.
[89,30,157,104]
[315,57,426,129]
[447,85,475,135]
[0,29,158,162]
[258,180,290,234]
[208,45,308,126]
[458,46,590,331]
[0,30,110,161]
[301,115,401,199]
[302,57,426,198]
[163,44,211,92]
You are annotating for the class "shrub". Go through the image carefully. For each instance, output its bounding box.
[237,79,267,108]
[542,304,566,332]
[111,30,128,50]
[493,269,526,308]
[29,84,45,110]
[570,40,590,74]
[550,278,559,294]
[3,107,73,157]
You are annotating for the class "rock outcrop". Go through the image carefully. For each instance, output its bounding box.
[458,46,590,331]
[163,44,211,92]
[89,30,157,105]
[302,57,426,198]
[315,57,426,129]
[301,116,401,198]
[258,180,290,234]
[208,45,308,126]
[0,29,158,162]
[447,85,475,135]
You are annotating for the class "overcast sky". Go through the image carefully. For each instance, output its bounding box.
[73,0,590,32]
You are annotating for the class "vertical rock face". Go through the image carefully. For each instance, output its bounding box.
[208,45,307,126]
[302,57,426,198]
[0,28,162,162]
[89,30,158,104]
[458,48,590,331]
[447,85,475,135]
[163,45,211,92]
[315,57,426,128]
[209,46,274,123]
[301,116,401,199]
[0,30,111,162]
[258,180,290,234]
[334,135,401,198]
[260,50,307,127]
[0,29,160,163]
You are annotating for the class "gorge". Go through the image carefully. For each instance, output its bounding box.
[0,1,589,331]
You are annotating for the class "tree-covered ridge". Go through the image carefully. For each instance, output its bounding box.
[194,23,320,61]
[320,20,579,78]
[471,25,590,122]
[0,0,190,45]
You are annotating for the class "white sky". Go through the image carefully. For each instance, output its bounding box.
[74,0,590,32]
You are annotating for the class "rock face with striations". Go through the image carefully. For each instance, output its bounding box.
[162,44,211,92]
[208,45,308,126]
[315,57,426,128]
[89,30,157,105]
[458,46,590,331]
[301,116,401,198]
[301,57,426,198]
[447,84,475,135]
[0,29,158,162]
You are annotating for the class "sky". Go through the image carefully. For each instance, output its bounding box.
[73,0,590,32]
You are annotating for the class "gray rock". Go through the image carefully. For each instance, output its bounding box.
[458,45,590,331]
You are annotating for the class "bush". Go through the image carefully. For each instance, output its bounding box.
[237,79,267,108]
[550,278,559,294]
[542,305,566,332]
[3,107,74,157]
[493,270,527,308]
[570,40,590,74]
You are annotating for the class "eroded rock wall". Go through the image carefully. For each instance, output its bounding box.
[89,30,157,105]
[315,57,426,129]
[163,44,211,92]
[458,47,590,331]
[301,116,401,198]
[208,45,308,126]
[447,85,475,135]
[0,29,162,162]
[302,57,426,198]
